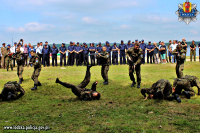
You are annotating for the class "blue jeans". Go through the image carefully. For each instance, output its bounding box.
[172,55,176,63]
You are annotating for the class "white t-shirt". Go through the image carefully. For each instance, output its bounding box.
[20,47,24,53]
[10,46,17,53]
[170,44,177,51]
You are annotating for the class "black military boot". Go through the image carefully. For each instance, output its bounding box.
[104,80,108,85]
[173,94,181,103]
[156,91,163,99]
[22,78,24,81]
[183,91,190,99]
[38,81,42,86]
[131,81,136,87]
[7,92,12,101]
[18,78,22,84]
[55,78,60,83]
[7,69,8,71]
[137,83,140,88]
[31,85,37,90]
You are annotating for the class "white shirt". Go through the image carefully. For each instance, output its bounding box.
[10,46,17,53]
[170,43,177,51]
[20,47,24,53]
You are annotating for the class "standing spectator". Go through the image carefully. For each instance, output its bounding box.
[67,42,74,66]
[126,40,133,65]
[112,42,119,65]
[119,40,126,65]
[28,44,32,67]
[83,43,89,66]
[75,42,82,66]
[158,41,162,63]
[23,43,29,66]
[96,42,102,65]
[105,41,112,65]
[44,41,50,66]
[190,40,196,62]
[42,44,49,67]
[10,42,17,67]
[199,43,200,62]
[39,42,43,64]
[135,39,139,44]
[152,42,160,64]
[80,44,84,65]
[146,41,154,64]
[168,40,172,63]
[89,43,96,65]
[51,43,59,67]
[18,43,24,54]
[170,40,178,64]
[160,42,167,64]
[132,41,135,47]
[72,42,76,65]
[35,42,42,62]
[139,39,147,64]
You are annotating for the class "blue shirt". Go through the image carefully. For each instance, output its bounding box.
[83,47,89,55]
[153,45,159,54]
[126,44,133,50]
[29,48,35,57]
[68,46,74,52]
[42,47,49,55]
[51,47,58,54]
[97,46,102,53]
[119,44,126,51]
[105,45,112,53]
[146,45,154,53]
[89,46,96,53]
[112,45,118,53]
[139,43,147,50]
[74,46,81,52]
[80,47,84,53]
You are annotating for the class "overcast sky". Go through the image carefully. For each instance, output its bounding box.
[0,0,200,45]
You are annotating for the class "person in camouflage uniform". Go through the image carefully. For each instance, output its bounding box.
[96,46,110,85]
[55,65,101,101]
[171,45,186,78]
[29,50,42,90]
[126,43,142,88]
[173,75,200,99]
[141,79,181,103]
[4,48,13,71]
[13,47,24,84]
[0,81,25,101]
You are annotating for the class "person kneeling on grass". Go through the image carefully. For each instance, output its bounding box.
[55,65,101,101]
[0,81,25,101]
[141,79,181,103]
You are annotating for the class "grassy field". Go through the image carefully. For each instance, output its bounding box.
[0,61,200,133]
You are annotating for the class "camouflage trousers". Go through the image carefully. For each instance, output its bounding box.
[190,50,196,61]
[174,79,195,96]
[129,64,141,84]
[17,65,24,78]
[176,62,184,78]
[5,58,13,70]
[101,65,109,81]
[156,80,172,99]
[31,68,41,85]
[58,70,91,97]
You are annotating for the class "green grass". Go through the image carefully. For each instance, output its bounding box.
[0,62,200,132]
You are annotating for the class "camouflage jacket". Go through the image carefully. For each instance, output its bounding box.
[15,51,24,65]
[1,81,25,100]
[141,79,172,97]
[171,49,186,63]
[96,51,110,66]
[79,89,96,101]
[4,50,12,59]
[31,54,41,68]
[173,75,198,87]
[126,47,143,65]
